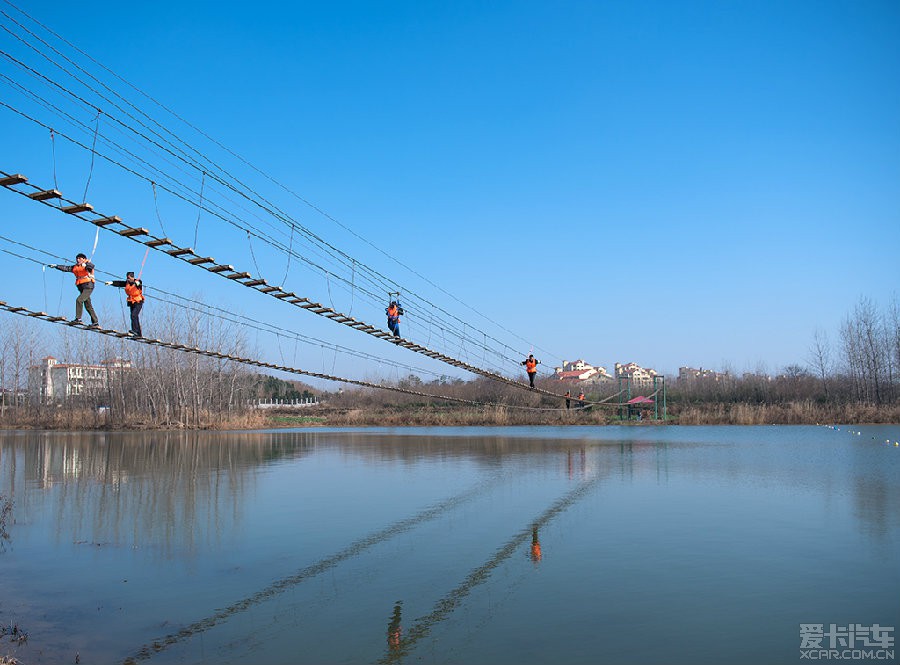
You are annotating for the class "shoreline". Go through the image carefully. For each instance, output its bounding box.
[2,400,899,430]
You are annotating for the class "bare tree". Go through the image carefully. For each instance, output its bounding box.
[808,328,832,400]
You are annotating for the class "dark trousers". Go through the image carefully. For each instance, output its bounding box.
[75,286,98,324]
[527,371,536,388]
[388,319,400,337]
[129,301,143,336]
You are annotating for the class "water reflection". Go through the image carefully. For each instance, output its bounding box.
[121,469,505,663]
[386,601,403,652]
[379,473,602,665]
[530,526,542,563]
[0,426,897,665]
[0,431,315,558]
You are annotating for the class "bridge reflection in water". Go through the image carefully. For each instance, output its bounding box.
[0,425,897,665]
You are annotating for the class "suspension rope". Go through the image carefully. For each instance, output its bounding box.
[0,248,623,411]
[80,108,100,203]
[0,47,536,369]
[246,230,263,277]
[0,295,485,405]
[0,232,448,380]
[3,2,555,362]
[48,126,58,194]
[193,171,205,249]
[280,223,294,287]
[150,181,168,237]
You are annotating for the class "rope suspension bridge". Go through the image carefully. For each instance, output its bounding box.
[0,2,662,415]
[0,169,577,401]
[0,171,647,412]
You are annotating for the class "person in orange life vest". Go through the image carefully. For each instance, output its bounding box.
[105,272,144,336]
[521,354,540,388]
[386,300,404,338]
[48,253,99,327]
[577,391,585,408]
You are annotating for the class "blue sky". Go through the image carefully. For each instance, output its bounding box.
[1,0,898,385]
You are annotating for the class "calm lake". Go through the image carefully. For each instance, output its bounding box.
[1,425,899,665]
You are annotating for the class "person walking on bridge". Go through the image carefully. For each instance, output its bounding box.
[521,354,540,389]
[386,300,404,338]
[49,253,99,328]
[105,271,144,337]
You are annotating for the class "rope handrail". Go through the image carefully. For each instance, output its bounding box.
[0,296,483,405]
[0,296,634,411]
[0,170,574,400]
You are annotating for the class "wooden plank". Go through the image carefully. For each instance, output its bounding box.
[28,189,62,201]
[207,264,234,273]
[166,247,194,257]
[226,271,251,280]
[61,203,93,214]
[92,215,122,227]
[0,174,27,186]
[188,256,215,265]
[145,237,172,247]
[243,279,267,287]
[119,227,149,237]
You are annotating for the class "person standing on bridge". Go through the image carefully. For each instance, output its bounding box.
[48,253,99,328]
[521,354,540,389]
[105,271,144,337]
[386,300,404,338]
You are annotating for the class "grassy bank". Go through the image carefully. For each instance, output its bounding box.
[1,400,898,430]
[670,400,900,425]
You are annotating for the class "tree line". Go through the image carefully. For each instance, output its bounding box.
[0,304,315,428]
[1,294,897,428]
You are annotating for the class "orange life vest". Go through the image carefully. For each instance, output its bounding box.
[72,264,94,286]
[124,282,144,304]
[525,358,537,373]
[387,304,399,321]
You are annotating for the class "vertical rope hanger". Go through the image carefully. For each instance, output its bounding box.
[81,109,101,203]
[246,231,263,277]
[280,223,294,287]
[49,127,59,206]
[193,171,205,249]
[151,181,168,237]
[348,259,356,316]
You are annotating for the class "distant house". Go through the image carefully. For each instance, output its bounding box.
[678,366,729,383]
[614,362,659,387]
[28,356,133,403]
[553,359,612,384]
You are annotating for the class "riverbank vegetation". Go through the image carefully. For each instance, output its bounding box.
[1,296,897,428]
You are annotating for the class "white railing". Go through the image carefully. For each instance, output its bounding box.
[254,397,319,409]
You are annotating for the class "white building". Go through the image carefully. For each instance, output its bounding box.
[28,356,132,403]
[614,362,659,387]
[554,359,612,383]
